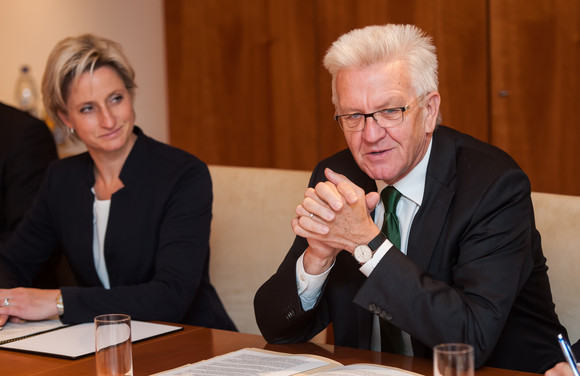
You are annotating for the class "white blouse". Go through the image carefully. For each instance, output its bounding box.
[92,189,111,289]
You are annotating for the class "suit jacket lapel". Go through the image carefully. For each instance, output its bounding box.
[407,127,456,270]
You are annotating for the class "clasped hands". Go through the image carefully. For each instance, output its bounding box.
[292,168,381,274]
[0,287,61,327]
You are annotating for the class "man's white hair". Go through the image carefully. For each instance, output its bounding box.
[324,24,440,123]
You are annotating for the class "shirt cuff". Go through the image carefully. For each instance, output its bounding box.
[359,238,393,277]
[296,253,333,311]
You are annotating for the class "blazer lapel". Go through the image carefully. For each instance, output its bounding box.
[406,127,456,270]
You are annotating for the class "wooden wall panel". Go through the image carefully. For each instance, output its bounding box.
[164,0,488,171]
[429,1,489,142]
[165,0,319,169]
[490,0,580,195]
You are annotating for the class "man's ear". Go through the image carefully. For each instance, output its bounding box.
[423,91,441,132]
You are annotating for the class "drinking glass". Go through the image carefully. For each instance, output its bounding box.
[95,314,133,376]
[433,343,474,376]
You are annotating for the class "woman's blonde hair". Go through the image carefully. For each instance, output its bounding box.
[41,34,137,131]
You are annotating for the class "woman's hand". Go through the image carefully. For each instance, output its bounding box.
[0,288,61,325]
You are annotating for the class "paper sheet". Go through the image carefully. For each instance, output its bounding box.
[0,319,67,344]
[0,320,181,359]
[151,348,333,376]
[151,348,425,376]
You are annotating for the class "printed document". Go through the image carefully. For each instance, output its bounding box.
[152,348,424,376]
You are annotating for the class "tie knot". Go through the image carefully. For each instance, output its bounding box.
[381,186,401,214]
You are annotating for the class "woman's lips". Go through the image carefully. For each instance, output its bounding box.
[100,127,121,139]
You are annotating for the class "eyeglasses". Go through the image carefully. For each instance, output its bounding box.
[334,96,422,132]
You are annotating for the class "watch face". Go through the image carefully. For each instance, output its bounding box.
[354,245,372,263]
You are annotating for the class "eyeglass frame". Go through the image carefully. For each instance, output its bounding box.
[334,95,424,132]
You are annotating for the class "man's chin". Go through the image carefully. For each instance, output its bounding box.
[361,165,386,181]
[358,162,400,183]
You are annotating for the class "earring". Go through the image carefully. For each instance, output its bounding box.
[69,127,75,134]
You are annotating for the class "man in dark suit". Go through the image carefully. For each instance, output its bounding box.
[254,24,565,373]
[0,102,57,245]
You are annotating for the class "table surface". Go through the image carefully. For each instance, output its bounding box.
[3,324,536,376]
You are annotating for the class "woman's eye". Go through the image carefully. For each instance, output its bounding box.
[80,105,93,113]
[111,94,123,103]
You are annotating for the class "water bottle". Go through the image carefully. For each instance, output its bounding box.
[14,65,39,117]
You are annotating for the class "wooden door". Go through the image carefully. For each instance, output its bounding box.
[489,0,580,195]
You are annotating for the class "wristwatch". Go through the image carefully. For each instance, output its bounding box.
[353,231,388,263]
[56,294,64,316]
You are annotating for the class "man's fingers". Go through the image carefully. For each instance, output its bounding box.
[324,168,354,185]
[326,168,364,205]
[336,182,359,205]
[311,181,344,211]
[292,214,330,238]
[366,192,380,211]
[302,196,336,221]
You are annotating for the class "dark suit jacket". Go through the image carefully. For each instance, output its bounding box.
[0,127,236,331]
[0,102,57,244]
[254,126,565,372]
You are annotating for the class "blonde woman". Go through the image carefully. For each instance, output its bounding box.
[0,34,235,331]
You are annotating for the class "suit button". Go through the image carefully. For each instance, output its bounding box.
[284,304,295,320]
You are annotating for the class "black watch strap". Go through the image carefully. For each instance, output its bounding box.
[368,231,388,252]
